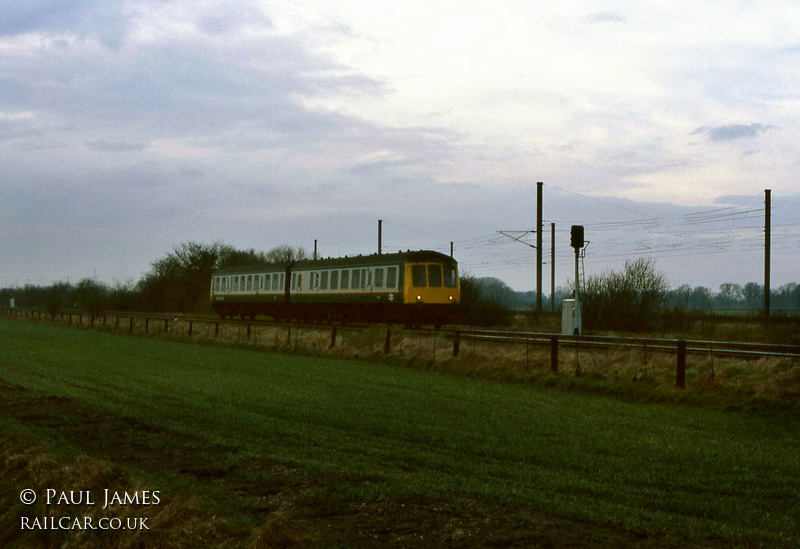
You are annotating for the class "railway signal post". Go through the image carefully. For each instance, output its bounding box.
[562,225,585,335]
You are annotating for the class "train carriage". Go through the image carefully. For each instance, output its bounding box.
[210,250,459,326]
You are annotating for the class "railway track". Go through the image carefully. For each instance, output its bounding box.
[3,307,799,366]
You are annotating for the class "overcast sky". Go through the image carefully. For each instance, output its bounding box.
[1,1,798,292]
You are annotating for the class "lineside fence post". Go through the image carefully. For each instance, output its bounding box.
[453,331,460,357]
[384,325,391,354]
[550,336,559,373]
[676,340,686,388]
[330,326,337,349]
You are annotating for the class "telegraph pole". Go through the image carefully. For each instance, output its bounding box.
[764,189,771,318]
[378,219,383,255]
[536,182,543,312]
[551,222,555,312]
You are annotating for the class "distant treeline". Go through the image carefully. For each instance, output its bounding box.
[467,274,800,314]
[462,259,799,330]
[0,242,307,315]
[1,245,798,330]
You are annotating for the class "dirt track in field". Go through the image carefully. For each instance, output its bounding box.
[0,382,716,548]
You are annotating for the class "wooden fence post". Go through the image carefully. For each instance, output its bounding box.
[329,326,337,349]
[453,331,460,357]
[676,340,686,388]
[550,336,559,373]
[384,325,391,354]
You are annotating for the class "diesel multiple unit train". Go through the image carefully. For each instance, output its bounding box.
[210,250,460,326]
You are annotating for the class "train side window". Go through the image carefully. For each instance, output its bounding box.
[340,270,349,289]
[247,275,253,291]
[351,269,360,289]
[428,265,442,287]
[330,270,339,290]
[233,277,239,292]
[387,267,397,288]
[374,268,384,288]
[291,274,297,291]
[279,273,285,290]
[264,274,271,290]
[362,269,368,289]
[321,271,328,290]
[214,277,220,291]
[412,265,427,287]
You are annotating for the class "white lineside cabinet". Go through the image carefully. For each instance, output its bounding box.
[562,298,581,335]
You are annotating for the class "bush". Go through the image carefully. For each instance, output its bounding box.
[456,276,514,326]
[581,258,668,332]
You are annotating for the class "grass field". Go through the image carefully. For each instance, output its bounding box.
[1,318,799,547]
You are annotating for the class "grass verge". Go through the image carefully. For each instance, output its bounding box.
[1,318,799,547]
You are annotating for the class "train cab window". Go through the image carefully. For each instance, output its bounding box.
[330,270,339,290]
[387,267,397,289]
[351,269,360,289]
[321,271,328,290]
[340,270,349,289]
[428,265,442,287]
[374,268,384,288]
[444,264,457,287]
[412,265,427,287]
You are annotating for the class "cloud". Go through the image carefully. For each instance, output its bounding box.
[582,11,626,24]
[84,140,149,152]
[692,123,776,142]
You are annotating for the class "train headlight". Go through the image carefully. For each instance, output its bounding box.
[417,295,422,301]
[449,295,453,301]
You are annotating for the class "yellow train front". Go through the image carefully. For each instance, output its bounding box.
[211,250,460,327]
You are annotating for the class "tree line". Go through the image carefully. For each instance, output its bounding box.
[0,242,307,316]
[2,245,797,330]
[461,259,799,330]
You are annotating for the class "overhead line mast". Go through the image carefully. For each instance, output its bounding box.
[536,182,543,312]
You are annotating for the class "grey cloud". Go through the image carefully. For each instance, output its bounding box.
[0,0,126,46]
[0,33,386,154]
[84,140,149,152]
[347,156,424,176]
[692,123,775,142]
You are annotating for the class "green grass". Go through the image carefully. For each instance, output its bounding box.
[1,318,799,546]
